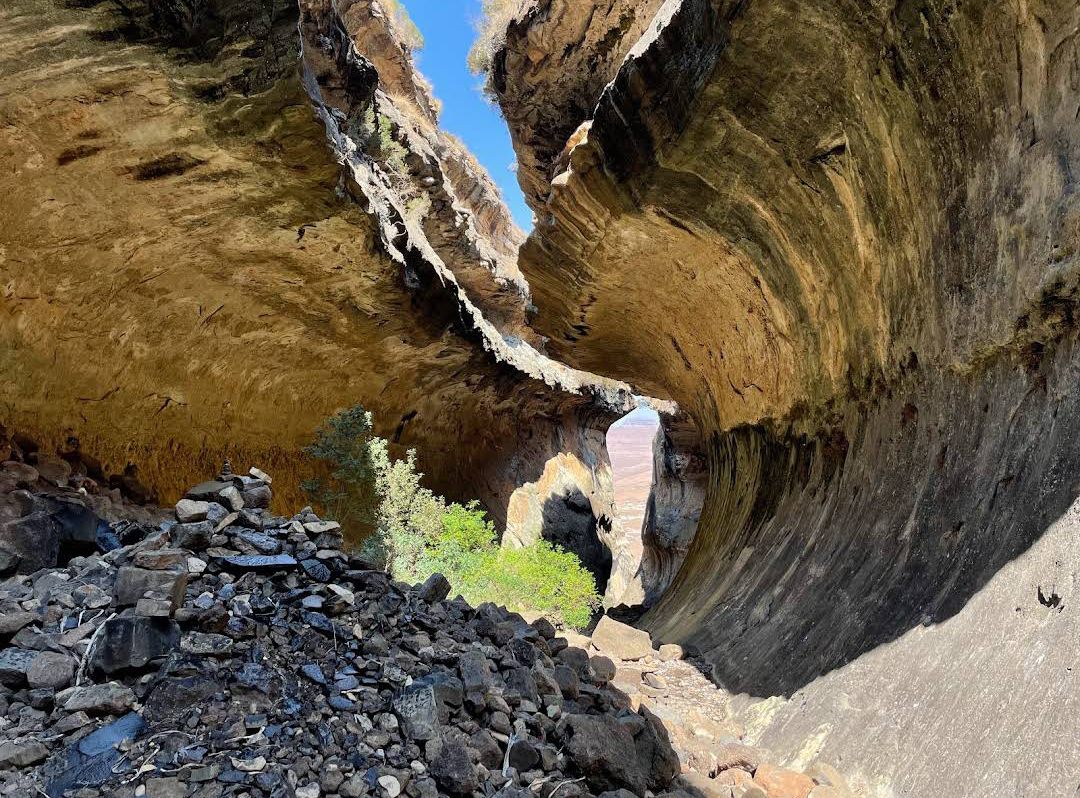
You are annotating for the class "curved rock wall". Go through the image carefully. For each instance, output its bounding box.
[489,0,1080,792]
[0,0,630,549]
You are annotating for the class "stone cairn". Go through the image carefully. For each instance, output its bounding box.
[0,465,854,798]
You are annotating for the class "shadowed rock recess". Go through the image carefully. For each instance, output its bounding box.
[2,0,1078,795]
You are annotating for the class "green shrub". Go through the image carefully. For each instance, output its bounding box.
[459,542,600,630]
[301,406,380,539]
[305,404,601,629]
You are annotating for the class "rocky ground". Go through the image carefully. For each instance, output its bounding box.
[0,461,854,798]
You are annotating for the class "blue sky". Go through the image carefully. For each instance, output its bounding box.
[402,1,533,230]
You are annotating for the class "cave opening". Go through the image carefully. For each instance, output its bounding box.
[606,405,660,539]
[601,405,663,606]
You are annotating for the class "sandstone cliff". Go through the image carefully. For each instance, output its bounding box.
[487,0,1080,794]
[0,0,634,574]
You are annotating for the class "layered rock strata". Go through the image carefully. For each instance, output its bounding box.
[0,0,632,586]
[489,0,1080,793]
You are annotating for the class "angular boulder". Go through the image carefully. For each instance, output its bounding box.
[0,511,61,573]
[591,616,654,661]
[59,681,136,714]
[27,651,77,689]
[174,499,210,523]
[0,647,37,686]
[560,709,678,795]
[89,616,180,675]
[114,566,187,609]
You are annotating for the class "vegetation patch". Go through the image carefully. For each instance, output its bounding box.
[304,405,601,629]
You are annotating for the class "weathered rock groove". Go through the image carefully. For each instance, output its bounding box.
[488,0,1080,794]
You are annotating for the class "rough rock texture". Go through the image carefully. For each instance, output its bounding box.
[0,467,703,798]
[489,0,1080,794]
[490,0,668,211]
[639,414,705,607]
[6,0,1080,793]
[0,0,631,571]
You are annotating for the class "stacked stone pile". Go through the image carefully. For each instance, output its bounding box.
[0,464,853,798]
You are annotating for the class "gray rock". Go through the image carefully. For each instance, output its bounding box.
[185,480,232,502]
[508,738,540,771]
[560,709,679,794]
[89,616,180,675]
[114,566,187,608]
[458,650,494,699]
[219,553,297,572]
[218,485,245,512]
[172,520,214,550]
[0,511,61,573]
[174,499,210,523]
[45,711,145,796]
[532,617,557,639]
[590,655,617,683]
[300,558,332,583]
[416,572,451,603]
[0,647,37,685]
[557,645,590,674]
[0,738,48,767]
[234,529,282,554]
[60,681,136,714]
[0,610,36,636]
[303,520,341,535]
[132,548,189,571]
[554,663,581,698]
[27,651,76,689]
[2,460,39,486]
[181,632,234,657]
[135,597,174,617]
[393,681,441,740]
[430,737,477,794]
[0,547,20,575]
[240,485,272,509]
[145,777,187,798]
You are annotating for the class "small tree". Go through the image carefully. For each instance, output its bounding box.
[301,406,380,539]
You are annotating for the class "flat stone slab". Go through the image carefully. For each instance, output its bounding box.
[218,554,298,572]
[44,711,145,797]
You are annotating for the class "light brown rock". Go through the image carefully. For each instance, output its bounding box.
[753,763,815,798]
[658,643,684,661]
[591,615,654,661]
[714,743,763,774]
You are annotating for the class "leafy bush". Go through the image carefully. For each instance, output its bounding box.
[459,542,600,630]
[305,405,601,629]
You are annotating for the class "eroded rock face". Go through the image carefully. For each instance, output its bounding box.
[0,0,629,551]
[487,0,1080,793]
